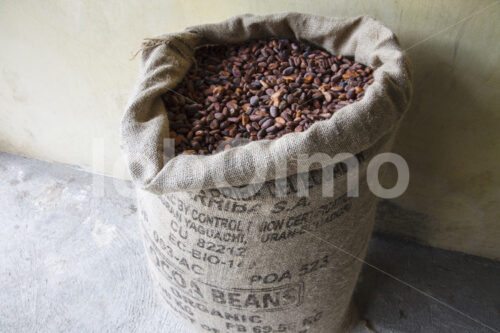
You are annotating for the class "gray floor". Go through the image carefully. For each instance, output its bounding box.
[0,152,499,333]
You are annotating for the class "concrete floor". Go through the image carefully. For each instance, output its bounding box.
[0,152,499,333]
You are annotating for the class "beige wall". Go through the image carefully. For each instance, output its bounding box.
[1,0,499,259]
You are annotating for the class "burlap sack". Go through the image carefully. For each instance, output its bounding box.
[122,13,412,333]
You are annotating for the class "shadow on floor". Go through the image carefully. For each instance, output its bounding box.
[353,234,500,333]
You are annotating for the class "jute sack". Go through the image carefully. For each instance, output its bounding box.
[122,13,412,333]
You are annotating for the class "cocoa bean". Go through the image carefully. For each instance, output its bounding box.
[163,39,374,154]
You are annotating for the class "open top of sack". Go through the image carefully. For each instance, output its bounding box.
[121,13,412,193]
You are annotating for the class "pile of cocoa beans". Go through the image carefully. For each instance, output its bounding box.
[163,39,374,155]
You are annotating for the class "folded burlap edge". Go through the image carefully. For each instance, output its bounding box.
[120,12,413,194]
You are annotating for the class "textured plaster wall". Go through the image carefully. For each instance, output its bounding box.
[1,0,499,259]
